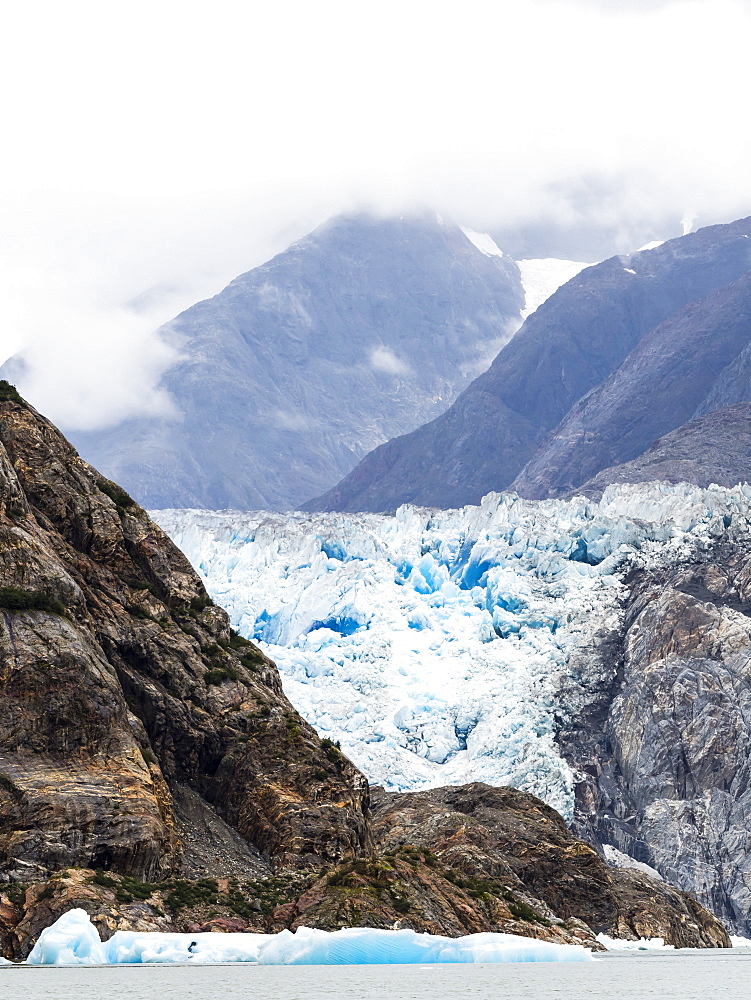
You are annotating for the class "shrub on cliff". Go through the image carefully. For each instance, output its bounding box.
[0,586,66,616]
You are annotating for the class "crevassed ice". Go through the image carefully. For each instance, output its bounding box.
[154,483,751,822]
[24,909,592,965]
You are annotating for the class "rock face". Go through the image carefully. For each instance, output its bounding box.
[0,382,369,884]
[558,523,751,937]
[0,784,730,960]
[54,214,523,511]
[368,784,729,949]
[571,403,751,499]
[310,216,751,512]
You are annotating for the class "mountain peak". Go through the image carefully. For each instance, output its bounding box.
[60,212,525,511]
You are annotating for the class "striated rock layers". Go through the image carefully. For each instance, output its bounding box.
[558,515,751,938]
[0,386,729,956]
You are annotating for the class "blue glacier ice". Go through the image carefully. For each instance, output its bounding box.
[155,482,751,822]
[24,910,592,965]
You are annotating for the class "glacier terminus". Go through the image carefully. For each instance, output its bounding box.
[155,483,750,824]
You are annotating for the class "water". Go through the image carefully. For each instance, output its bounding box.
[2,951,750,1000]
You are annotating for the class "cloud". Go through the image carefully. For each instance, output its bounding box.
[1,0,750,430]
[369,347,412,377]
[272,409,314,432]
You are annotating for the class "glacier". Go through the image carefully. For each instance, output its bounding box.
[24,910,593,965]
[155,482,751,821]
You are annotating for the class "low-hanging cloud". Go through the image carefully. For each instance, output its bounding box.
[1,0,750,431]
[369,347,412,377]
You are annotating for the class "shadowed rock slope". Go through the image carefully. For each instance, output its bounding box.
[0,386,729,956]
[513,270,751,499]
[310,217,751,512]
[570,404,751,499]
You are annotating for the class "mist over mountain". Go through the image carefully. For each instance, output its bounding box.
[43,214,524,511]
[310,217,751,513]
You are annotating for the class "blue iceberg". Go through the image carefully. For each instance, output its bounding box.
[25,910,593,965]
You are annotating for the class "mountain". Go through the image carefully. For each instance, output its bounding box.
[52,214,524,511]
[309,217,751,513]
[159,483,751,935]
[512,269,751,498]
[571,403,751,499]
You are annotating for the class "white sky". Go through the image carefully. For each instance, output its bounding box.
[2,0,750,429]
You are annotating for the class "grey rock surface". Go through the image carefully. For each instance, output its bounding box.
[60,214,523,511]
[558,521,751,936]
[512,270,751,499]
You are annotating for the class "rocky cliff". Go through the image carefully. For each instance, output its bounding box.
[0,386,730,956]
[0,381,369,885]
[556,510,751,936]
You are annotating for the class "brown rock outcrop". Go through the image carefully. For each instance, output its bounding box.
[0,383,369,884]
[368,783,730,948]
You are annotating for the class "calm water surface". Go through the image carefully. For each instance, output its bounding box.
[2,951,749,1000]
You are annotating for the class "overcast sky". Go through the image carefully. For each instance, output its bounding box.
[2,0,750,430]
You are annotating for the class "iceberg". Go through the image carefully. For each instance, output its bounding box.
[256,926,592,965]
[26,908,107,965]
[596,933,673,951]
[24,910,592,965]
[154,483,751,821]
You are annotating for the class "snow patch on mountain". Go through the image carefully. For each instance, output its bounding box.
[517,258,590,317]
[459,230,589,319]
[603,845,663,882]
[154,483,751,821]
[461,228,507,259]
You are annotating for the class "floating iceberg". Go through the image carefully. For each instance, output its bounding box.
[257,926,592,965]
[596,933,673,951]
[25,910,592,965]
[26,908,107,965]
[155,482,751,821]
